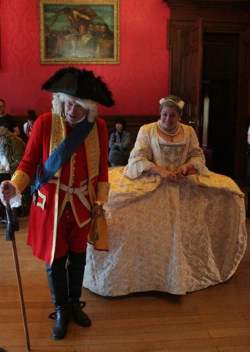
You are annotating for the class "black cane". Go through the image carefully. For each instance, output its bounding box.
[5,204,31,352]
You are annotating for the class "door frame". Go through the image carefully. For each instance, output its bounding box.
[166,0,250,184]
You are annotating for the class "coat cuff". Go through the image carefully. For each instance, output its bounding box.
[97,181,110,203]
[11,170,30,193]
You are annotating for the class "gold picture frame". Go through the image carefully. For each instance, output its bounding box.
[40,0,119,64]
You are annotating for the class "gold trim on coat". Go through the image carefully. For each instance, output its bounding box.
[97,181,110,203]
[50,113,65,264]
[11,170,30,193]
[85,125,100,206]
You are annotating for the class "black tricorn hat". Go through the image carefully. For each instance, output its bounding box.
[42,67,115,107]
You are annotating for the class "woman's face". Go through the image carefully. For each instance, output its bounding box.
[64,98,87,125]
[160,106,180,131]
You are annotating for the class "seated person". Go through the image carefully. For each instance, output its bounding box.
[13,125,21,137]
[23,109,37,141]
[0,98,20,133]
[0,126,25,220]
[0,126,25,179]
[108,119,131,166]
[83,95,247,296]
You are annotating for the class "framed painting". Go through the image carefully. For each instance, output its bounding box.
[40,0,119,64]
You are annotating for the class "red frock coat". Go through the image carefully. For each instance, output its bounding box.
[12,112,109,264]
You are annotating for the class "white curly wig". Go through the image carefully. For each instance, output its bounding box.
[51,93,97,123]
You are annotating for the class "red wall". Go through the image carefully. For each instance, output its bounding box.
[0,0,170,117]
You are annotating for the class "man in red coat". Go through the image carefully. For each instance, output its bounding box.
[1,67,114,340]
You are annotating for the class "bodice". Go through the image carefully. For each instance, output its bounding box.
[158,136,186,171]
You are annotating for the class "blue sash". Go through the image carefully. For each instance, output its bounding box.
[33,118,94,192]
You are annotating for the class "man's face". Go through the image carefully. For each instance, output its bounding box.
[0,101,6,116]
[115,123,123,133]
[64,98,87,125]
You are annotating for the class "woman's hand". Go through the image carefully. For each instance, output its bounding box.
[176,163,197,176]
[0,181,17,204]
[149,166,177,180]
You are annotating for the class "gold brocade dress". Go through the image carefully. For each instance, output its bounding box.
[83,122,247,296]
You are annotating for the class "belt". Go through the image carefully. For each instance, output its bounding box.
[49,180,91,211]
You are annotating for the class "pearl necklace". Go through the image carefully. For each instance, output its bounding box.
[158,122,181,142]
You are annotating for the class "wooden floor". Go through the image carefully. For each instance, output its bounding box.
[0,217,250,352]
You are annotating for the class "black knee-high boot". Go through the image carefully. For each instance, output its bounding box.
[46,256,70,339]
[68,251,91,327]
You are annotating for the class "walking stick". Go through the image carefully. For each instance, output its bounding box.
[5,204,31,352]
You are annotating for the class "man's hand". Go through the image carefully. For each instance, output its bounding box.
[0,181,17,205]
[92,201,104,218]
[82,99,98,123]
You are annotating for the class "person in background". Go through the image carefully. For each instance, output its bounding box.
[0,100,25,219]
[108,119,131,166]
[23,110,37,141]
[0,125,25,221]
[20,110,38,213]
[12,125,22,139]
[0,99,19,133]
[0,67,114,340]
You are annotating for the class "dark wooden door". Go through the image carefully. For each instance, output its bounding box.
[203,33,239,177]
[166,0,250,184]
[238,28,250,184]
[179,19,203,135]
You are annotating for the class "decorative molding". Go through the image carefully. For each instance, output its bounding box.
[165,0,250,7]
[165,0,250,23]
[164,1,250,17]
